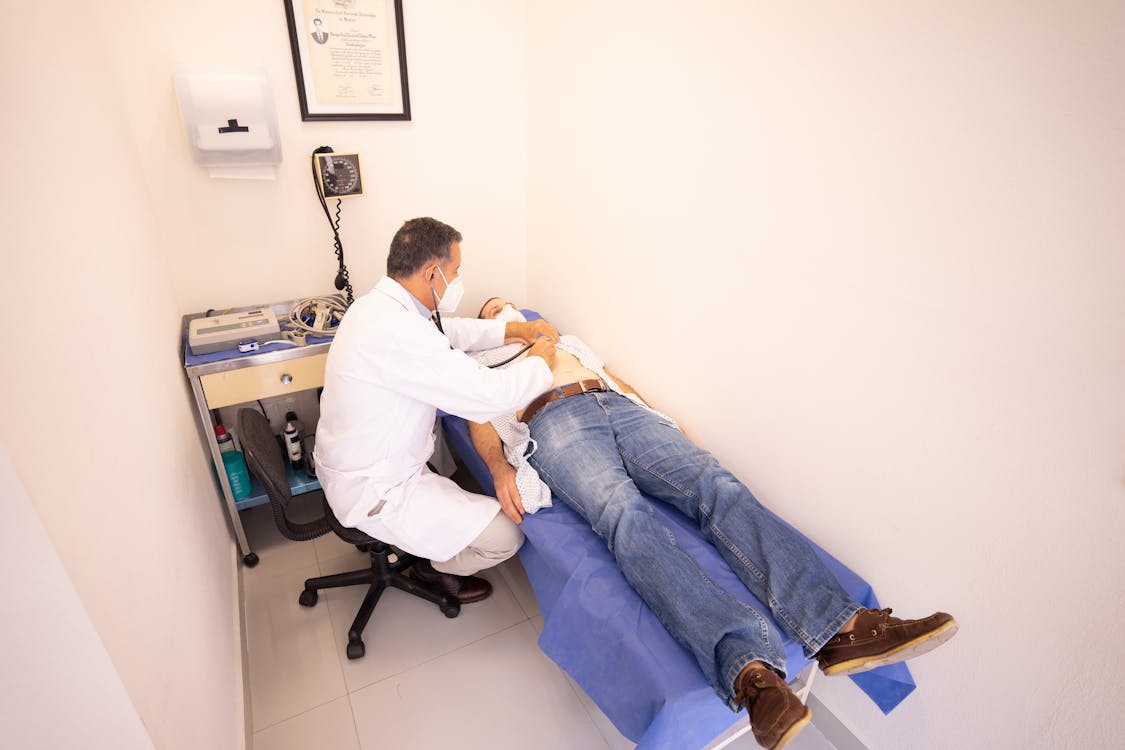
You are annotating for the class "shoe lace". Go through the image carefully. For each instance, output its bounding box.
[734,669,773,706]
[860,608,894,637]
[829,608,896,645]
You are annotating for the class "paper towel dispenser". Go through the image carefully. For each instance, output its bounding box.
[174,69,282,179]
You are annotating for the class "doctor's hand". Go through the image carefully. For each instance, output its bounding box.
[505,319,558,344]
[526,336,557,369]
[493,464,526,525]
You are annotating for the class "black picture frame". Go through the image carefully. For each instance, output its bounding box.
[283,0,411,121]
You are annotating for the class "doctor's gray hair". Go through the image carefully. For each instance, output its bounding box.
[387,217,463,278]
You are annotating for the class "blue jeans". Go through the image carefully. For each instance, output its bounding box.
[527,391,861,708]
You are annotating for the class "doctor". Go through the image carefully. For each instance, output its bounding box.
[315,217,557,603]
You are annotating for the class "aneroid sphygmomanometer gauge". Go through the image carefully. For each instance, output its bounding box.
[315,153,363,198]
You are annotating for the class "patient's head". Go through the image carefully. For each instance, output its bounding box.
[478,297,507,319]
[478,297,526,324]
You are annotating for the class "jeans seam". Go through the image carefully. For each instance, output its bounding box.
[707,521,830,649]
[528,457,565,503]
[621,438,836,652]
[653,526,786,707]
[618,448,827,647]
[528,457,601,542]
[610,445,800,693]
[803,602,865,658]
[618,448,699,502]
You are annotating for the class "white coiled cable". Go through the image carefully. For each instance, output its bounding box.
[288,294,349,336]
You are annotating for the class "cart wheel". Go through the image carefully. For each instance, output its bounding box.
[298,589,319,607]
[243,552,260,568]
[347,639,365,660]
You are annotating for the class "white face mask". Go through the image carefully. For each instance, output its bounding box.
[495,304,526,324]
[433,267,464,313]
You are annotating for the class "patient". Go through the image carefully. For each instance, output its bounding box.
[468,297,958,750]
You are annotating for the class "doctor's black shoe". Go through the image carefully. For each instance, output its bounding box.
[734,665,811,750]
[410,559,493,604]
[816,608,958,676]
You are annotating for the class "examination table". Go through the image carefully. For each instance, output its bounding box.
[439,319,916,749]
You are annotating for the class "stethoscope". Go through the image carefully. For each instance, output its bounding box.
[432,310,536,368]
[486,340,536,368]
[430,287,536,369]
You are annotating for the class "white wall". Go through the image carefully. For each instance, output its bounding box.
[0,6,243,749]
[526,2,1125,748]
[95,0,532,317]
[0,443,154,750]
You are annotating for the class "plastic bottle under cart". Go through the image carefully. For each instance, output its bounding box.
[214,424,251,499]
[284,411,303,470]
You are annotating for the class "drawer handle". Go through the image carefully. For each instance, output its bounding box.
[280,373,293,385]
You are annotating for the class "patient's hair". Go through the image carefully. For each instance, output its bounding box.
[386,217,462,278]
[478,296,503,318]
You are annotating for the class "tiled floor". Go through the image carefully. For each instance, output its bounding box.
[240,494,835,750]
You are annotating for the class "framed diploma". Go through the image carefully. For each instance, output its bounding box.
[283,0,411,121]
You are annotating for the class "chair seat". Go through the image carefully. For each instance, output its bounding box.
[322,496,380,546]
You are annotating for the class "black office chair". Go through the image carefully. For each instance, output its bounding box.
[236,408,461,659]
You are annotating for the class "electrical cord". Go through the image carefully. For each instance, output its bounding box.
[332,199,352,299]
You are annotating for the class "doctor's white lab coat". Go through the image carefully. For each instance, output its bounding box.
[314,276,551,561]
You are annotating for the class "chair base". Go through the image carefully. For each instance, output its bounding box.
[298,541,461,659]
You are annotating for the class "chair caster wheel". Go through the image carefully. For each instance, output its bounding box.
[441,598,461,618]
[347,640,365,660]
[243,553,259,568]
[299,590,318,607]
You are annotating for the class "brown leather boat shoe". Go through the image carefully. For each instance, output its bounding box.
[816,608,958,676]
[411,559,493,604]
[735,666,812,750]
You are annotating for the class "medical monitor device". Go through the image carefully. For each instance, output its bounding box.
[189,308,283,355]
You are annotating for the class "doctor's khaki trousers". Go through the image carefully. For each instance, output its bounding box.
[526,390,863,710]
[431,511,523,576]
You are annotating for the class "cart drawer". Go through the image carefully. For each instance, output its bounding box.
[199,354,328,408]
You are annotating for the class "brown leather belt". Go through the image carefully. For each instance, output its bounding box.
[519,378,608,425]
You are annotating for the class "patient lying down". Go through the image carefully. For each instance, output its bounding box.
[468,298,959,750]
